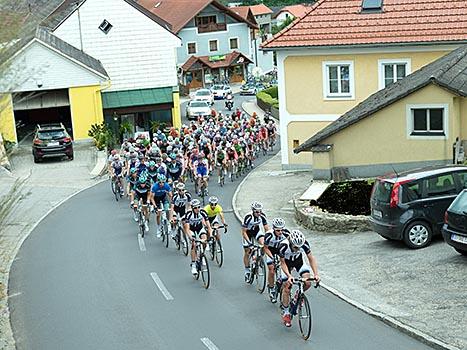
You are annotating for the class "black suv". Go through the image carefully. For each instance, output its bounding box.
[442,190,467,256]
[370,166,467,249]
[32,123,73,163]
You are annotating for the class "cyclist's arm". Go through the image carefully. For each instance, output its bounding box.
[306,251,320,282]
[218,210,227,226]
[263,245,274,259]
[241,227,250,243]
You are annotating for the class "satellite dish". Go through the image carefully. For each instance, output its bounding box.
[252,67,263,78]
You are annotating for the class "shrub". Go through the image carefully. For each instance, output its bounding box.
[316,180,374,215]
[88,122,116,151]
[263,86,278,99]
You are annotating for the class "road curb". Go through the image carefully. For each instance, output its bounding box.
[2,177,107,349]
[230,150,459,350]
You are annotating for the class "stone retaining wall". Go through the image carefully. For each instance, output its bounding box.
[295,202,371,233]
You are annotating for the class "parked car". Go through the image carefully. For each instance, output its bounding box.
[192,88,214,105]
[210,84,232,99]
[370,165,467,249]
[240,83,257,95]
[442,190,467,255]
[32,123,73,163]
[185,100,211,120]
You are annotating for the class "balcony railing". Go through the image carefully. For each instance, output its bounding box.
[197,22,227,33]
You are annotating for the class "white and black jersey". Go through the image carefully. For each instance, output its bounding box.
[278,238,311,262]
[172,192,192,216]
[264,228,290,254]
[183,209,208,232]
[242,212,267,234]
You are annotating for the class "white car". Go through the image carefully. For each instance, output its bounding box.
[192,89,214,105]
[186,100,211,120]
[210,84,232,100]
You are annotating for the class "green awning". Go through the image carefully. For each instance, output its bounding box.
[102,87,173,109]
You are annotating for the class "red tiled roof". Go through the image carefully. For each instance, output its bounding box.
[263,0,467,49]
[182,51,253,71]
[232,6,250,19]
[247,4,273,16]
[273,4,311,19]
[138,0,256,33]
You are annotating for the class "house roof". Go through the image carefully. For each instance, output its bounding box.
[1,26,108,79]
[263,0,467,49]
[181,51,253,71]
[137,0,257,33]
[273,4,311,19]
[42,0,172,32]
[102,86,173,109]
[294,45,467,154]
[234,4,273,16]
[230,6,258,26]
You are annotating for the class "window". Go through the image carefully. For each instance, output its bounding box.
[456,172,467,189]
[187,42,196,55]
[209,40,218,52]
[401,181,422,203]
[423,174,457,197]
[378,59,411,89]
[196,15,216,26]
[323,61,354,99]
[293,139,300,148]
[98,19,113,34]
[411,108,444,136]
[362,0,383,11]
[229,38,239,50]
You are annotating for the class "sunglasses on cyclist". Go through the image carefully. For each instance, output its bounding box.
[193,206,201,209]
[253,210,262,214]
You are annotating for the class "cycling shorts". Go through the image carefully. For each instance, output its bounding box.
[154,196,170,211]
[134,191,149,204]
[242,230,265,248]
[173,206,186,218]
[196,167,208,177]
[189,226,206,239]
[169,171,182,181]
[265,247,280,265]
[280,257,310,281]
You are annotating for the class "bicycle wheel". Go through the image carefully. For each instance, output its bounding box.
[181,232,189,256]
[200,254,210,289]
[255,257,266,294]
[175,228,181,250]
[247,253,256,285]
[139,213,145,237]
[111,179,116,194]
[208,239,215,261]
[215,239,223,267]
[298,295,313,340]
[164,221,169,248]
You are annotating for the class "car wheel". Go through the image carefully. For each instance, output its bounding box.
[33,156,40,163]
[403,220,432,249]
[454,248,467,256]
[68,154,74,161]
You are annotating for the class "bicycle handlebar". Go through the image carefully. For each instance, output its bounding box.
[292,277,320,288]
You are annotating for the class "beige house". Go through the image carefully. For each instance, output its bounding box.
[294,46,467,180]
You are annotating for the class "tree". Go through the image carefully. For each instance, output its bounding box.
[271,15,295,35]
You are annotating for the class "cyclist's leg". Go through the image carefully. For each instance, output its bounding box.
[299,264,312,291]
[266,255,275,287]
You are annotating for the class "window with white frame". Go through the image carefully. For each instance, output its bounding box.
[409,106,446,137]
[229,38,239,50]
[187,42,196,55]
[98,19,113,34]
[209,40,218,52]
[378,59,411,89]
[323,61,354,99]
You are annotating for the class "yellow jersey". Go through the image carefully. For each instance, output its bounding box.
[204,204,223,218]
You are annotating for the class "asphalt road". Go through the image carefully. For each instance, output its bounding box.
[8,96,435,350]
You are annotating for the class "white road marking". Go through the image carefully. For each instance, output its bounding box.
[200,337,219,350]
[8,292,22,298]
[138,234,146,251]
[150,272,174,301]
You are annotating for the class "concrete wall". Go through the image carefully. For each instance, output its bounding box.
[69,85,104,140]
[0,94,16,143]
[312,84,461,179]
[287,120,329,166]
[53,0,180,92]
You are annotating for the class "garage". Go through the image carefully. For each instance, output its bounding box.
[13,89,73,142]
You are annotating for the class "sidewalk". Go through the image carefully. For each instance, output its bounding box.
[0,145,105,350]
[232,153,465,350]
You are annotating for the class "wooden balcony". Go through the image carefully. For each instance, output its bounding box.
[197,22,227,33]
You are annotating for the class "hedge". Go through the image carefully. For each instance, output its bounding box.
[256,86,279,110]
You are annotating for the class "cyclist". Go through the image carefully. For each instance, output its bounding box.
[183,199,211,276]
[193,152,209,196]
[110,154,125,196]
[241,201,269,282]
[127,168,139,207]
[170,182,192,237]
[263,218,290,303]
[149,174,172,237]
[146,160,159,184]
[132,174,151,232]
[214,145,227,184]
[203,196,228,247]
[167,153,183,184]
[278,229,320,328]
[266,120,276,148]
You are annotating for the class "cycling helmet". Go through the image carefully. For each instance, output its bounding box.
[112,155,119,161]
[138,175,147,184]
[176,182,185,190]
[208,196,218,205]
[251,201,263,212]
[191,199,201,207]
[130,152,137,159]
[272,218,286,230]
[130,168,137,174]
[148,161,156,167]
[157,174,167,182]
[289,230,305,248]
[169,153,176,160]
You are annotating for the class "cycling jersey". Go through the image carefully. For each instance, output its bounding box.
[111,160,124,175]
[147,168,159,183]
[151,182,171,198]
[133,183,150,203]
[183,209,208,233]
[203,204,223,221]
[242,212,267,233]
[264,228,290,265]
[167,161,183,180]
[172,192,192,217]
[278,239,311,262]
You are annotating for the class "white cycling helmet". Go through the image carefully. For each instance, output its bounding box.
[176,182,185,190]
[208,196,219,205]
[251,201,263,211]
[289,229,305,248]
[191,199,201,207]
[272,218,285,230]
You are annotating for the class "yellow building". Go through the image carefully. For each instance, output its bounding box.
[0,28,109,143]
[294,46,467,179]
[262,0,467,170]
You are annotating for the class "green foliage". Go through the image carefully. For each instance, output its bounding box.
[271,16,294,35]
[317,180,374,215]
[257,86,279,111]
[263,86,278,99]
[150,120,168,134]
[88,122,115,151]
[119,121,132,137]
